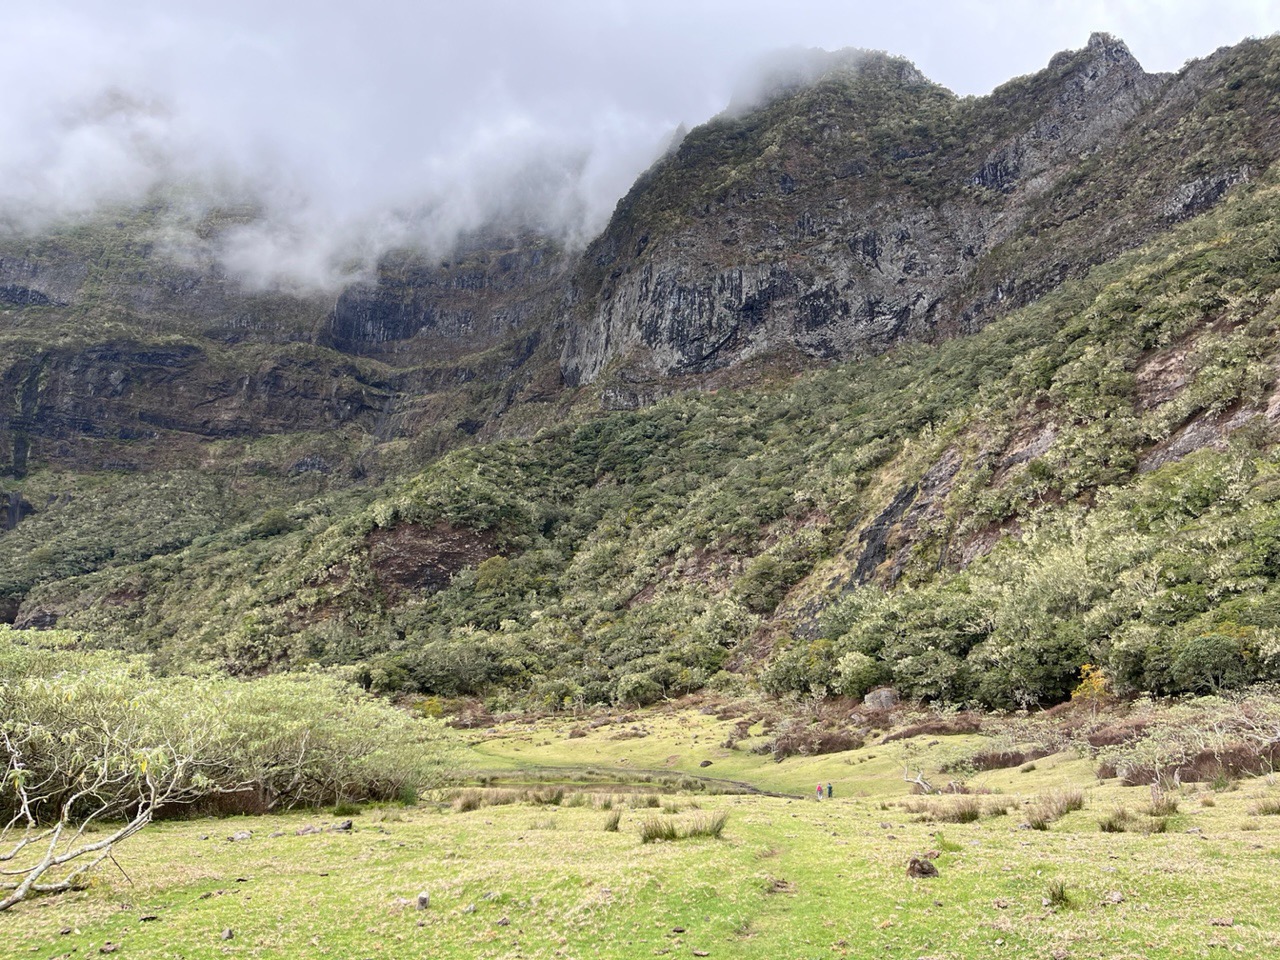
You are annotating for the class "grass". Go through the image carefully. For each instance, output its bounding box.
[3,705,1280,959]
[1026,787,1086,830]
[638,810,727,843]
[8,775,1280,960]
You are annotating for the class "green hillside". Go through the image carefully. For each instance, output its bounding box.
[6,162,1280,710]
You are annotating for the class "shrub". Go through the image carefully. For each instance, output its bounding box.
[603,810,622,832]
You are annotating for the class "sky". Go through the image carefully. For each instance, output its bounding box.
[4,1,1279,289]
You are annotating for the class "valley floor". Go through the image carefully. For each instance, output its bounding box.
[8,707,1280,959]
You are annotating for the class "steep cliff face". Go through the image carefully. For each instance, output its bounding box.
[0,222,567,474]
[327,232,569,360]
[560,34,1276,388]
[4,33,1280,477]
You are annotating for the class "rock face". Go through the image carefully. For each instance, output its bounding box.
[0,226,566,474]
[559,34,1271,388]
[4,34,1280,474]
[327,233,569,359]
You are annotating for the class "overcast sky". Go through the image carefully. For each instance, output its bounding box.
[5,1,1279,288]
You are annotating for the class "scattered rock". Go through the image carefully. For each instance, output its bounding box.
[907,857,939,878]
[462,904,475,914]
[864,687,900,711]
[1210,917,1234,927]
[496,916,510,927]
[1186,827,1203,835]
[269,831,284,838]
[139,914,159,922]
[59,928,72,935]
[693,951,710,957]
[329,819,354,832]
[1103,891,1125,904]
[417,890,430,910]
[673,926,686,933]
[699,760,712,768]
[295,825,322,836]
[99,944,119,954]
[994,898,1009,909]
[924,850,940,860]
[220,928,234,941]
[228,830,251,843]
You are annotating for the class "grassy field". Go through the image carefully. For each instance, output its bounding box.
[8,708,1280,959]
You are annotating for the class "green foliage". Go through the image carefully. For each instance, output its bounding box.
[0,629,456,818]
[15,124,1280,712]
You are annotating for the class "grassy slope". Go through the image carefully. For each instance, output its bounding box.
[7,712,1280,959]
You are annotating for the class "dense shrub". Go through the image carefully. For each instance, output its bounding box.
[0,630,456,822]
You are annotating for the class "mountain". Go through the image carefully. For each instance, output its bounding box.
[5,33,1280,709]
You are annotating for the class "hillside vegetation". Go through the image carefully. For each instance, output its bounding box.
[5,162,1280,711]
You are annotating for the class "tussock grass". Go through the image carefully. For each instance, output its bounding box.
[1098,807,1133,833]
[639,810,727,843]
[939,796,982,823]
[1147,784,1178,817]
[1026,788,1085,830]
[603,810,621,832]
[1046,879,1071,909]
[1249,796,1280,816]
[638,817,680,843]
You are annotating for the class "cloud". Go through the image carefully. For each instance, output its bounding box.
[3,1,1278,290]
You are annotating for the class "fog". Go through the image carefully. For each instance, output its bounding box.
[5,1,1278,290]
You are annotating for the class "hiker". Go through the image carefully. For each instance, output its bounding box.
[816,783,823,800]
[826,782,833,799]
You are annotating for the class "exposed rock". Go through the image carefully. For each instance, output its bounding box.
[417,890,430,910]
[863,687,899,711]
[907,856,939,878]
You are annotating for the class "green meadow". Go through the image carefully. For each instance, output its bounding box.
[8,705,1280,960]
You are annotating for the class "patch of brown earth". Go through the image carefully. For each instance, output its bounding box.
[367,521,497,600]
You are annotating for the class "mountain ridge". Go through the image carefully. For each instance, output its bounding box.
[5,32,1280,710]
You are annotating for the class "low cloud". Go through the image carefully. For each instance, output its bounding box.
[4,1,1277,291]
